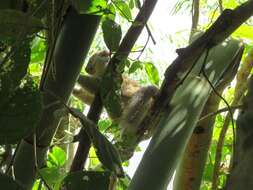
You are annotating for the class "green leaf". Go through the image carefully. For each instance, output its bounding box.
[100,70,123,119]
[144,62,159,85]
[103,3,116,20]
[0,173,24,190]
[114,0,132,20]
[0,9,43,40]
[47,146,66,167]
[128,60,143,74]
[223,0,239,9]
[39,167,63,186]
[91,122,124,177]
[102,19,122,52]
[118,175,131,189]
[89,147,101,168]
[30,38,46,64]
[0,39,31,107]
[98,119,112,132]
[71,0,107,15]
[62,171,111,190]
[47,151,58,168]
[0,78,42,144]
[69,108,124,176]
[129,0,135,9]
[233,25,253,42]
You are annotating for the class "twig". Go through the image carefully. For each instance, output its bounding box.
[201,48,236,149]
[198,105,243,122]
[136,0,156,45]
[137,34,150,59]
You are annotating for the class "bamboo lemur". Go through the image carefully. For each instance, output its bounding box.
[72,51,158,136]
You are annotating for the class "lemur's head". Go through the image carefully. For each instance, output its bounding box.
[85,51,110,77]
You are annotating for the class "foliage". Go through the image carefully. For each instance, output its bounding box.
[0,0,253,190]
[39,146,67,189]
[0,9,43,40]
[0,78,42,144]
[102,18,122,52]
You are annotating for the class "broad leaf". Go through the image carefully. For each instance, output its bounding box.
[39,167,63,186]
[91,123,124,177]
[100,69,123,120]
[144,62,159,85]
[233,24,253,42]
[128,60,143,74]
[47,146,66,167]
[102,19,122,52]
[71,0,107,15]
[113,0,132,20]
[129,0,135,9]
[103,3,116,20]
[70,108,124,177]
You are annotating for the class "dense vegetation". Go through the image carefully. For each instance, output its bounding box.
[0,0,253,190]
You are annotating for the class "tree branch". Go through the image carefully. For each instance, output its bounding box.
[70,0,160,172]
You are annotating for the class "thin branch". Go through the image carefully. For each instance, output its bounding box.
[198,105,243,122]
[137,34,150,59]
[201,49,236,156]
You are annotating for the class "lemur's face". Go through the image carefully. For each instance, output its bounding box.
[85,51,110,76]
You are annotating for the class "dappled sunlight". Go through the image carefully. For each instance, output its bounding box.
[204,60,214,70]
